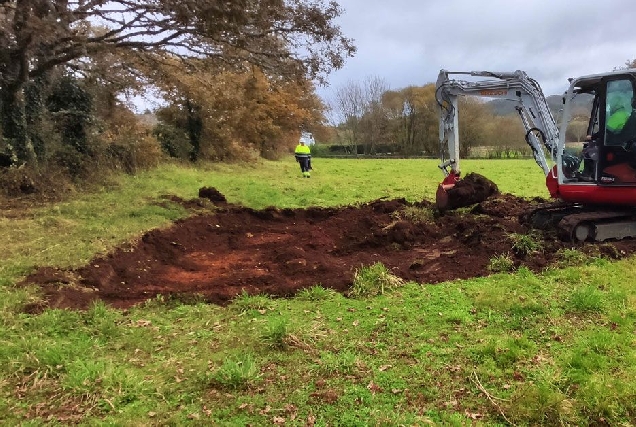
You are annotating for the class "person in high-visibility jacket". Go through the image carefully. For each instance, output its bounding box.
[294,140,312,178]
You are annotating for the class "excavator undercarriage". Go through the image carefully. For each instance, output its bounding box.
[524,203,636,242]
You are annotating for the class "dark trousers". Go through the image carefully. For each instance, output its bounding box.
[295,155,310,172]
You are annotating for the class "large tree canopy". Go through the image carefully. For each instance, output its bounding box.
[0,0,354,89]
[0,0,355,164]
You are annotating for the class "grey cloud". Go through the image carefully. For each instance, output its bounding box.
[320,0,636,101]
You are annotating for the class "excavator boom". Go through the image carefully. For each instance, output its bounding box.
[437,70,558,177]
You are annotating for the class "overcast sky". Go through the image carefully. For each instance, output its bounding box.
[317,0,636,104]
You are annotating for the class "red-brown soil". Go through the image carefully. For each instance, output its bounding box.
[22,190,636,311]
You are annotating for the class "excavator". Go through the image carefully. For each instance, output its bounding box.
[435,68,636,241]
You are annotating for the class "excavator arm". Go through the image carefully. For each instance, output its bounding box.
[436,69,560,178]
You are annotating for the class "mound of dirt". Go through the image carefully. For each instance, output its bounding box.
[437,172,499,211]
[20,189,636,311]
[199,186,227,203]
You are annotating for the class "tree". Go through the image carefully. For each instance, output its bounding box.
[379,85,437,155]
[623,58,636,69]
[0,0,355,164]
[483,115,528,157]
[456,97,489,157]
[567,119,589,143]
[358,76,389,154]
[332,76,389,155]
[152,61,326,161]
[333,80,365,154]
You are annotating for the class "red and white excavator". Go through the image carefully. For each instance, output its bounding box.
[435,68,636,241]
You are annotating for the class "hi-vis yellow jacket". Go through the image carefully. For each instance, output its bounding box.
[295,144,311,155]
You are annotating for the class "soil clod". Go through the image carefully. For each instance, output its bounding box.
[198,187,227,203]
[437,172,499,211]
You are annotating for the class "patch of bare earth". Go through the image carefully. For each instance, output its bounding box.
[21,190,636,311]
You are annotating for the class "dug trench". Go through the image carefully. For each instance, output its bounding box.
[21,189,636,311]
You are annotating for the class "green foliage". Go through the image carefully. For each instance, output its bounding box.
[349,262,405,298]
[295,285,337,301]
[47,75,94,155]
[153,122,192,160]
[1,87,33,163]
[230,291,275,313]
[566,286,605,314]
[209,354,260,390]
[260,317,290,350]
[24,76,48,159]
[556,248,590,267]
[508,231,543,257]
[488,253,515,272]
[393,205,436,223]
[307,143,331,157]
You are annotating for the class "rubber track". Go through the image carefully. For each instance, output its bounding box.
[557,211,633,241]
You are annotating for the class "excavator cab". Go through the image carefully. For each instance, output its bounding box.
[592,77,636,184]
[572,75,636,184]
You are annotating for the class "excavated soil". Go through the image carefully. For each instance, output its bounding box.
[21,190,636,311]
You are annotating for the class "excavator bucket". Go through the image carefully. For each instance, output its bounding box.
[435,172,500,211]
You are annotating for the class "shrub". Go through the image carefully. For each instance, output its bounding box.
[153,123,192,160]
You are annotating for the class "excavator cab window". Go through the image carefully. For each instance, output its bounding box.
[604,79,635,147]
[596,77,636,184]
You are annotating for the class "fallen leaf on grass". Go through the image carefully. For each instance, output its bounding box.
[465,410,483,420]
[133,319,152,327]
[367,381,382,394]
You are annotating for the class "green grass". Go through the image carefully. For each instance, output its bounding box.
[488,253,515,272]
[349,262,405,297]
[4,158,636,425]
[508,231,544,257]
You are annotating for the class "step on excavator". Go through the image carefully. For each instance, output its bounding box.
[435,68,636,241]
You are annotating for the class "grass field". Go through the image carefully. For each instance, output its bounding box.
[3,158,636,425]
